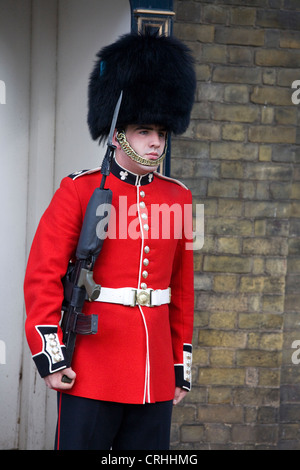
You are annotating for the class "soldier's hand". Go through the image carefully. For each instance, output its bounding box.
[173,386,187,405]
[44,367,76,390]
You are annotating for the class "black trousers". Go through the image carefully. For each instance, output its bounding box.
[55,392,173,450]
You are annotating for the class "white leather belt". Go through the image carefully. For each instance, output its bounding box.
[94,287,171,307]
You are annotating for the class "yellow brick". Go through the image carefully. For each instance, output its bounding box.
[249,125,296,144]
[243,237,288,256]
[213,66,261,85]
[197,404,244,424]
[216,26,264,46]
[240,275,285,294]
[198,368,245,386]
[195,122,221,141]
[213,103,259,122]
[251,86,292,106]
[230,7,256,26]
[245,163,293,182]
[204,255,252,273]
[247,332,283,351]
[208,180,239,197]
[262,295,285,313]
[218,199,243,217]
[202,44,227,64]
[254,220,266,236]
[236,350,282,367]
[210,349,235,367]
[206,219,252,236]
[224,84,249,103]
[275,107,298,125]
[201,198,217,216]
[239,313,283,330]
[209,311,237,328]
[248,295,261,312]
[291,183,300,200]
[286,258,300,274]
[256,48,300,68]
[193,310,209,328]
[221,161,243,179]
[193,252,203,271]
[259,145,272,161]
[291,202,300,217]
[263,69,276,86]
[217,237,240,254]
[252,257,265,274]
[196,293,248,312]
[201,235,215,253]
[181,426,204,443]
[199,330,247,348]
[245,201,290,217]
[208,386,232,404]
[173,23,214,42]
[259,369,280,387]
[193,347,209,366]
[261,107,274,124]
[213,275,238,293]
[240,276,265,293]
[211,142,258,161]
[280,31,300,49]
[222,124,246,141]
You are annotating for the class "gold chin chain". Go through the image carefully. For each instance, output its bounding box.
[116,130,167,167]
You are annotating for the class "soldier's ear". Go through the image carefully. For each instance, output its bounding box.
[112,129,120,148]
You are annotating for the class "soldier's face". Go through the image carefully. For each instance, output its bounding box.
[114,124,167,175]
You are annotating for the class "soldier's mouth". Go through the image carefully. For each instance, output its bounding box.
[145,153,159,160]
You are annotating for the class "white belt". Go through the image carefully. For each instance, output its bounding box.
[94,287,171,308]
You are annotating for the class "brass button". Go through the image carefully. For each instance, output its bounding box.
[144,246,150,254]
[140,190,145,198]
[142,271,148,279]
[143,224,149,231]
[143,258,149,266]
[140,201,145,208]
[141,213,147,220]
[141,282,147,289]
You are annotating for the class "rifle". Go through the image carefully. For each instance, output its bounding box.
[61,91,123,382]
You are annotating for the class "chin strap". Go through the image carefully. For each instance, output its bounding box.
[116,130,167,167]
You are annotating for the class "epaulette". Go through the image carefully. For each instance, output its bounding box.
[68,167,101,180]
[154,171,189,190]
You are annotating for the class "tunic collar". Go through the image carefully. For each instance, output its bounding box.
[110,158,154,186]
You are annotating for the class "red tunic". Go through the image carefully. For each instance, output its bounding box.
[24,159,194,404]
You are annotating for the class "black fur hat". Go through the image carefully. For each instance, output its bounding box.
[87,32,196,141]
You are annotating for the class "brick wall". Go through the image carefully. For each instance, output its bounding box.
[171,0,300,449]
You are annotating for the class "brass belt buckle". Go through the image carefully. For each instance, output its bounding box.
[136,289,153,307]
[137,290,150,306]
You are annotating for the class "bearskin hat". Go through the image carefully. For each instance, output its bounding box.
[87,32,196,141]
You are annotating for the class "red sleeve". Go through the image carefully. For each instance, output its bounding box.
[169,188,194,391]
[24,177,83,377]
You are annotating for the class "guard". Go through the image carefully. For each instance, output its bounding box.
[24,31,196,450]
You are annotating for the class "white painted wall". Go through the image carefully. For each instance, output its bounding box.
[0,0,31,449]
[54,0,131,184]
[0,0,130,450]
